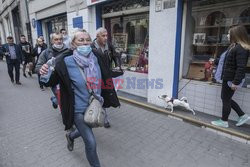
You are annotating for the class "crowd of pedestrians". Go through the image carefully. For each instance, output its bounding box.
[0,25,250,167]
[0,27,123,167]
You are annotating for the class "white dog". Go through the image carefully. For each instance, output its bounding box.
[158,95,195,115]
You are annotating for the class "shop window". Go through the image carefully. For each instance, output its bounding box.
[109,14,149,73]
[183,0,250,86]
[126,22,135,44]
[113,24,123,33]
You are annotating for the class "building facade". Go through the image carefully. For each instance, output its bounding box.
[28,0,68,45]
[0,0,31,44]
[179,0,250,122]
[28,0,250,124]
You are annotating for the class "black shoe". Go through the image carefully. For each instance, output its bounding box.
[104,122,111,128]
[28,72,32,77]
[23,73,27,78]
[40,85,45,91]
[11,78,14,83]
[16,81,22,85]
[66,133,74,151]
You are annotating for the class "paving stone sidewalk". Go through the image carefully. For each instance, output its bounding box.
[0,61,250,167]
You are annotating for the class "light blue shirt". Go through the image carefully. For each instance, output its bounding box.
[215,50,245,87]
[64,55,102,113]
[8,45,17,59]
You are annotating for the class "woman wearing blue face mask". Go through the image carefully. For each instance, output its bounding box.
[40,30,102,167]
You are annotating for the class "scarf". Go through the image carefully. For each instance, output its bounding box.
[73,50,100,94]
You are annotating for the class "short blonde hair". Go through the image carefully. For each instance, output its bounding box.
[70,30,92,49]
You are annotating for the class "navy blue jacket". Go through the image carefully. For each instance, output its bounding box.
[2,43,23,64]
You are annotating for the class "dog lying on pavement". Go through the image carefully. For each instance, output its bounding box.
[158,95,195,115]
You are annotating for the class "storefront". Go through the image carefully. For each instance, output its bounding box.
[91,0,151,97]
[179,0,250,122]
[89,0,182,105]
[42,14,68,44]
[29,0,68,45]
[101,0,150,74]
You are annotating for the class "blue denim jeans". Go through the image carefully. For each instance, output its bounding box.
[104,108,109,124]
[50,86,58,105]
[70,113,101,167]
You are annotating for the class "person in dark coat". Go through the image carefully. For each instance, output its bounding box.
[32,37,47,89]
[212,25,250,128]
[19,35,33,77]
[32,37,47,64]
[91,27,123,128]
[2,36,23,84]
[40,30,103,167]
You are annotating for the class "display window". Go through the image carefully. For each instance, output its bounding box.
[182,0,250,85]
[103,0,149,73]
[49,15,68,33]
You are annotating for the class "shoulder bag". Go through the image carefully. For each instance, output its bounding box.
[78,66,105,128]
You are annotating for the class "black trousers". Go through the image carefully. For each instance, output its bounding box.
[7,59,20,82]
[221,81,245,121]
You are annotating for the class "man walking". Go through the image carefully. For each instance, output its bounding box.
[36,32,68,108]
[2,36,23,85]
[32,37,47,90]
[19,35,33,77]
[91,27,123,128]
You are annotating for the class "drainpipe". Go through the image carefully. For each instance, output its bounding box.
[172,0,183,98]
[24,0,33,45]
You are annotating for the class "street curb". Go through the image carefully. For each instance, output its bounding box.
[118,96,250,144]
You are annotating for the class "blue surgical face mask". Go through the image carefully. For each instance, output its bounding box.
[77,45,92,56]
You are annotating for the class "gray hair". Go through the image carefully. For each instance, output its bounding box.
[96,27,107,37]
[50,32,62,40]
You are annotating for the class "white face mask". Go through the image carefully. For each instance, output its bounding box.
[53,44,63,49]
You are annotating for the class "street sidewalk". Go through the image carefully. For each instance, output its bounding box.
[117,91,250,137]
[0,60,250,167]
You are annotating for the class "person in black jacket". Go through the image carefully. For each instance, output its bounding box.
[19,35,33,77]
[2,36,23,84]
[212,25,250,128]
[40,30,103,167]
[91,27,123,128]
[32,37,47,89]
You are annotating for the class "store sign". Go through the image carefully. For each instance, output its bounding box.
[87,0,108,6]
[155,0,163,12]
[67,0,87,13]
[73,16,83,29]
[163,0,176,9]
